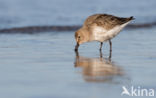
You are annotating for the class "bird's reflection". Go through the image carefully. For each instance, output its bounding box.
[74,51,124,83]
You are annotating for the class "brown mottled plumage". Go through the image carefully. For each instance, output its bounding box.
[84,14,133,30]
[75,14,134,52]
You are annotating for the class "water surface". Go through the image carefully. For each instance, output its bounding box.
[0,0,156,98]
[0,28,156,98]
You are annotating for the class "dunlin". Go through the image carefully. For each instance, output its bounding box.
[75,14,134,52]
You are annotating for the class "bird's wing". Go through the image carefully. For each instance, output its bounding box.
[84,14,133,30]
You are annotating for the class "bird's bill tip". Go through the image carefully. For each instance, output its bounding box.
[74,43,79,51]
[75,48,78,51]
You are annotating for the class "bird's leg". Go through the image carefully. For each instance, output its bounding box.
[109,40,112,52]
[99,42,103,51]
[109,40,112,60]
[99,49,103,58]
[75,43,79,51]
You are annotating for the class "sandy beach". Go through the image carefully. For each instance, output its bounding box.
[0,0,156,98]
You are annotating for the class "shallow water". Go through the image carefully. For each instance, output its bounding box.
[0,0,156,98]
[0,28,156,98]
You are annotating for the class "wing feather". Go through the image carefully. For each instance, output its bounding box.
[84,14,133,30]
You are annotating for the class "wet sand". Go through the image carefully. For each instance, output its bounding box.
[0,0,156,97]
[0,28,156,98]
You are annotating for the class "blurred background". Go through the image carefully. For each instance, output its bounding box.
[0,0,156,29]
[0,0,156,98]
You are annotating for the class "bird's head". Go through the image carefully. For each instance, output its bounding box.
[74,27,89,51]
[75,28,89,45]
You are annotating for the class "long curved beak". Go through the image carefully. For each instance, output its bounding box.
[75,43,79,51]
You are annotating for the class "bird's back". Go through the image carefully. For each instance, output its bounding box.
[84,14,134,30]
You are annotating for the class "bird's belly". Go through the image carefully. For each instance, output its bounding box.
[93,28,121,42]
[94,31,120,42]
[93,22,130,42]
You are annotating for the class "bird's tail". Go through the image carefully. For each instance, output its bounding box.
[129,16,135,20]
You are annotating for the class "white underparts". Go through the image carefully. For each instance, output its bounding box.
[92,21,130,42]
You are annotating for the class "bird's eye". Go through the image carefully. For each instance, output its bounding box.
[78,36,80,39]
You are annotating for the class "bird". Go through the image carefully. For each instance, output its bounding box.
[74,14,134,52]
